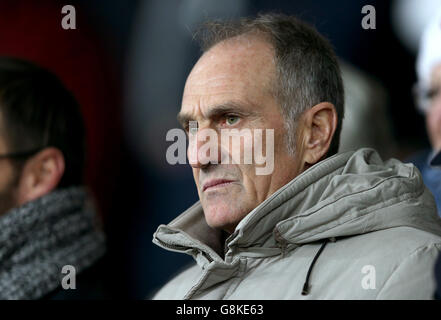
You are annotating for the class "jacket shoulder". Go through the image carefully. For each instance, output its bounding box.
[366,226,441,254]
[336,227,441,299]
[375,241,441,299]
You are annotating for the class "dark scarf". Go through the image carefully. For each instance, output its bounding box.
[0,187,106,299]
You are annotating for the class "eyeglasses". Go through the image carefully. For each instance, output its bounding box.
[0,147,44,160]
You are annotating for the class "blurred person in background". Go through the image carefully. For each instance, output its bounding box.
[409,8,441,216]
[152,14,441,300]
[410,6,441,300]
[0,57,108,300]
[338,61,396,159]
[0,0,128,298]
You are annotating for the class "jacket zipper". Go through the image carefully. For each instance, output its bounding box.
[155,238,214,263]
[183,268,211,300]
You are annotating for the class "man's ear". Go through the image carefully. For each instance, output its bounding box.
[16,147,65,206]
[301,102,337,166]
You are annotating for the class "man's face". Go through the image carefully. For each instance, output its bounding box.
[180,37,304,233]
[426,64,441,151]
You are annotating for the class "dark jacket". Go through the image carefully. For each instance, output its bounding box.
[42,254,111,300]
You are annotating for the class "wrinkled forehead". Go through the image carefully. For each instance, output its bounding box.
[181,37,276,112]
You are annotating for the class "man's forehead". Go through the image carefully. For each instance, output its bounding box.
[189,37,275,80]
[180,77,268,122]
[180,37,276,117]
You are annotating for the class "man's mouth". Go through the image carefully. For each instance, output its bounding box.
[202,179,236,192]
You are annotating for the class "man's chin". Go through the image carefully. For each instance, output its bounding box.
[202,203,242,233]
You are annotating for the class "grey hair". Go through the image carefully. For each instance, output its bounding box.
[194,13,345,157]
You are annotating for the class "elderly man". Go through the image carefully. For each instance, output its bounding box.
[0,57,107,299]
[153,14,441,299]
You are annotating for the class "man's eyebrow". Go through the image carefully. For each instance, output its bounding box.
[177,101,258,128]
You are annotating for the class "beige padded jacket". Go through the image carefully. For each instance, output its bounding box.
[153,148,441,299]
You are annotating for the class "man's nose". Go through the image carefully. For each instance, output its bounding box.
[187,127,221,169]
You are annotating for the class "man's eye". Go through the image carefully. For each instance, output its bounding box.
[226,115,240,126]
